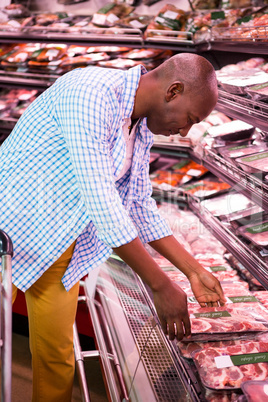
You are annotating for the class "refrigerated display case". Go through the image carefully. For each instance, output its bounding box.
[1,1,268,400]
[81,256,204,402]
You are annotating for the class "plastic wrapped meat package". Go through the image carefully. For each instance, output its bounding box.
[246,82,268,101]
[190,235,226,256]
[192,332,268,391]
[242,380,268,402]
[92,3,134,27]
[144,4,186,38]
[150,159,208,190]
[216,68,268,95]
[237,220,268,248]
[177,332,264,361]
[236,151,268,175]
[157,203,201,234]
[206,120,255,146]
[219,143,268,165]
[186,304,268,341]
[253,291,268,310]
[200,192,256,220]
[180,178,231,199]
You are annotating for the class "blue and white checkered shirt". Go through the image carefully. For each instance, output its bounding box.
[0,65,172,292]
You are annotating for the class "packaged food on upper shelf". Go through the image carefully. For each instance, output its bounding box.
[0,1,267,45]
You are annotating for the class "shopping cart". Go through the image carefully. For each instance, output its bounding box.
[0,230,13,402]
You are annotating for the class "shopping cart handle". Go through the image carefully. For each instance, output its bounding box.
[0,230,13,257]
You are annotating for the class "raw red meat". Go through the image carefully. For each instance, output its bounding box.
[177,337,261,360]
[188,305,268,337]
[194,341,268,389]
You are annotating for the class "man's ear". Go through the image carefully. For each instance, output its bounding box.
[166,82,184,102]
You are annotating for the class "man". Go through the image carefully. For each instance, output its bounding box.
[0,52,225,401]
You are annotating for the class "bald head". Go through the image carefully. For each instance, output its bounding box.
[155,53,218,101]
[132,53,218,136]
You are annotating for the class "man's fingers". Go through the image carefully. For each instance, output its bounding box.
[214,282,227,305]
[167,321,176,341]
[182,314,191,338]
[166,316,191,341]
[159,317,168,335]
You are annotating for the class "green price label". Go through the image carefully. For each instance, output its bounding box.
[228,296,258,303]
[231,352,268,366]
[210,266,227,272]
[241,151,268,163]
[246,221,268,234]
[194,311,231,319]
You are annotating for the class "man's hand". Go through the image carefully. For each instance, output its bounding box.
[188,270,226,307]
[152,280,191,341]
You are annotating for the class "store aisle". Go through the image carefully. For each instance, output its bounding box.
[11,331,108,402]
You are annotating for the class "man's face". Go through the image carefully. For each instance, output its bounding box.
[146,89,217,137]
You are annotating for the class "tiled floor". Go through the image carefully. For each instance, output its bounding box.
[10,315,108,402]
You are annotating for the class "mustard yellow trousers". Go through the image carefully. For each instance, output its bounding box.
[12,242,79,402]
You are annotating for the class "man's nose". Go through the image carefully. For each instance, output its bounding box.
[179,124,192,137]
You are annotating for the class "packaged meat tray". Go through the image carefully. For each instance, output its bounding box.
[187,305,268,341]
[150,158,208,190]
[236,151,268,175]
[241,380,268,401]
[200,192,255,219]
[225,206,265,227]
[219,143,268,165]
[177,333,262,360]
[237,220,268,247]
[206,120,255,145]
[246,82,268,101]
[217,68,268,95]
[192,337,268,390]
[180,281,251,302]
[180,177,231,199]
[253,291,268,310]
[92,3,134,27]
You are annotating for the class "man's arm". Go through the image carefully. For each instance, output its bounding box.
[113,237,191,341]
[149,235,226,307]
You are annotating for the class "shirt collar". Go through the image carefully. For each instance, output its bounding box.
[122,65,147,121]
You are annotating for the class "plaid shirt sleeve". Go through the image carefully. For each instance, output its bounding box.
[55,83,138,248]
[128,121,172,243]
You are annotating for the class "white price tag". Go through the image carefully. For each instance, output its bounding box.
[130,20,144,29]
[46,49,59,59]
[163,10,178,20]
[155,16,165,24]
[92,13,107,25]
[107,13,119,24]
[215,355,234,369]
[187,169,202,176]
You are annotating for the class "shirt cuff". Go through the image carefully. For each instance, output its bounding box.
[137,219,172,244]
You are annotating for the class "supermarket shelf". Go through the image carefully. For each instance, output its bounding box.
[196,24,268,54]
[0,71,58,90]
[152,142,191,158]
[198,40,268,55]
[0,28,267,54]
[151,144,268,212]
[0,28,144,47]
[216,89,268,132]
[189,196,268,290]
[202,149,268,213]
[144,30,196,52]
